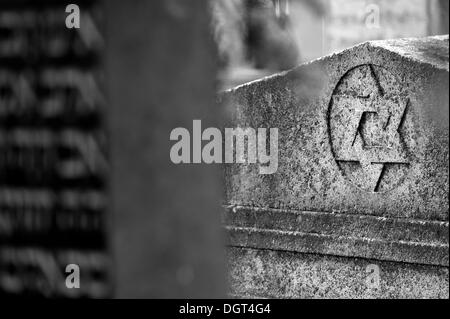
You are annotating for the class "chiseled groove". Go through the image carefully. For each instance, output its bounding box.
[223,205,449,266]
[225,226,449,266]
[223,205,449,245]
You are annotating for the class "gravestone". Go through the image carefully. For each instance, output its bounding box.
[220,35,449,298]
[0,0,109,297]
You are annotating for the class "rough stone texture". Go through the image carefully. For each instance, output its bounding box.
[221,35,449,298]
[228,247,449,299]
[221,35,449,221]
[224,206,448,266]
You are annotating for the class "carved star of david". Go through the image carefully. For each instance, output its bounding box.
[330,65,410,192]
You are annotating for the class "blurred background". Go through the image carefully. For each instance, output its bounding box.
[212,0,449,90]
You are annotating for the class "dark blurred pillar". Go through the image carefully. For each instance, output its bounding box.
[105,0,225,298]
[427,0,449,35]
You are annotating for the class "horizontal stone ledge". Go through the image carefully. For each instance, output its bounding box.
[223,205,449,266]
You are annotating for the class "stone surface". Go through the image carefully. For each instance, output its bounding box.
[224,205,448,266]
[221,35,449,221]
[221,35,449,298]
[228,247,449,299]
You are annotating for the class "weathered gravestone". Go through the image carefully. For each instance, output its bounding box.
[220,35,449,298]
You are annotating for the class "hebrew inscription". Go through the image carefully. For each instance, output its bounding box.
[328,64,413,192]
[0,1,109,297]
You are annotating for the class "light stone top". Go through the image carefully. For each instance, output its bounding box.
[370,35,449,71]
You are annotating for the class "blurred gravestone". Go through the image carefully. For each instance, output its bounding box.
[0,0,109,297]
[105,0,225,298]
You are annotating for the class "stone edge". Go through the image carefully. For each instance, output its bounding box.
[223,205,449,267]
